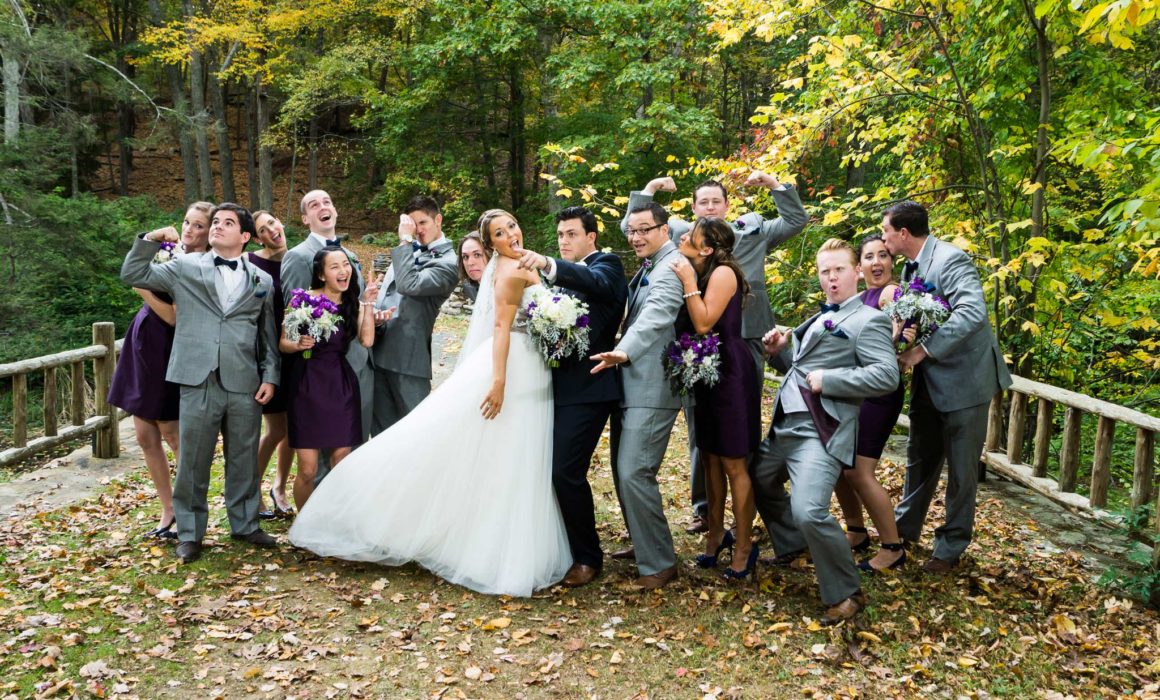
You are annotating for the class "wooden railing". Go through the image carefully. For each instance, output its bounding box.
[0,322,122,467]
[981,377,1160,567]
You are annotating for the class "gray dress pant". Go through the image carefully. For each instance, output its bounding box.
[372,369,432,435]
[751,412,860,606]
[610,406,680,576]
[175,372,262,542]
[894,374,990,562]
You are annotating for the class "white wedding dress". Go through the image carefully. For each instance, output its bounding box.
[288,257,572,596]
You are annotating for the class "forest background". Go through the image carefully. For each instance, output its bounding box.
[1,0,1158,499]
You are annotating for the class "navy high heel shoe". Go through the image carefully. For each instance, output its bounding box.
[145,517,177,540]
[722,543,759,580]
[695,530,735,568]
[847,525,871,553]
[857,542,907,573]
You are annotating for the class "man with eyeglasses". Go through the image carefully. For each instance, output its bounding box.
[590,202,685,590]
[620,171,808,535]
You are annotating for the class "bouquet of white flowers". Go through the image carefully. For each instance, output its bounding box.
[884,276,951,350]
[283,288,343,359]
[662,332,722,396]
[523,288,591,368]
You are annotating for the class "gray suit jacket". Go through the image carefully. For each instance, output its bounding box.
[770,298,899,466]
[622,186,808,339]
[616,241,685,410]
[121,237,280,393]
[905,236,1012,412]
[372,238,459,378]
[280,234,370,373]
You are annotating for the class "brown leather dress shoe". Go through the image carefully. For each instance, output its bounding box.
[634,565,678,590]
[562,564,600,587]
[610,546,635,560]
[685,517,708,534]
[821,591,867,625]
[921,556,958,574]
[761,547,807,568]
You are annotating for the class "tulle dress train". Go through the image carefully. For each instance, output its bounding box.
[289,282,572,596]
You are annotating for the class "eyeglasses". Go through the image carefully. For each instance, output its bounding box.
[626,223,664,238]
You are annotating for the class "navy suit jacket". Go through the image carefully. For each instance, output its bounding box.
[551,251,628,407]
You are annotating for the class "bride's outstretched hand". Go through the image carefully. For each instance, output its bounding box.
[480,381,505,420]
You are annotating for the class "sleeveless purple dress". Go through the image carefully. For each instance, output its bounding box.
[247,252,288,414]
[856,286,906,459]
[108,294,180,421]
[287,325,362,450]
[688,288,761,458]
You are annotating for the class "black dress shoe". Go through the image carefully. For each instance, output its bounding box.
[761,548,807,568]
[231,530,277,547]
[176,540,202,563]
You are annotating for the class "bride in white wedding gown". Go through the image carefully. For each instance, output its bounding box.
[289,209,572,596]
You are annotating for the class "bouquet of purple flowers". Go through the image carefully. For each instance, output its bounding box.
[662,332,721,396]
[283,288,342,359]
[523,288,591,368]
[884,276,951,350]
[152,241,178,264]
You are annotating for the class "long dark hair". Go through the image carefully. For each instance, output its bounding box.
[691,217,750,304]
[310,246,360,351]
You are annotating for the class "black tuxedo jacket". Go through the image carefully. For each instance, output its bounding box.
[551,251,628,407]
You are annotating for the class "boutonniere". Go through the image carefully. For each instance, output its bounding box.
[822,319,848,339]
[252,272,267,297]
[639,258,653,286]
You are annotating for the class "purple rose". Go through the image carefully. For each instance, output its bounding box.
[824,319,834,331]
[576,315,590,328]
[311,307,324,319]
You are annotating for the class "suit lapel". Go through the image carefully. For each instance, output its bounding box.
[200,255,224,314]
[796,299,862,359]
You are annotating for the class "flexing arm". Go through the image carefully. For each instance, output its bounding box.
[619,180,691,242]
[754,183,809,251]
[121,237,179,293]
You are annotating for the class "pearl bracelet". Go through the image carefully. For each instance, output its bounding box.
[683,290,701,299]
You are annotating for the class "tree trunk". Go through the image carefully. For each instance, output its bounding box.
[508,63,525,211]
[307,115,319,190]
[256,74,273,211]
[243,79,259,210]
[208,62,235,202]
[471,58,496,198]
[3,51,20,144]
[186,37,215,199]
[148,0,198,203]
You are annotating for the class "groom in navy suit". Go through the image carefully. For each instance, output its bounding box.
[516,207,628,587]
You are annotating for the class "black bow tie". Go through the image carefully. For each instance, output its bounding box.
[903,260,919,278]
[323,238,340,247]
[214,256,238,270]
[819,302,840,313]
[412,241,429,253]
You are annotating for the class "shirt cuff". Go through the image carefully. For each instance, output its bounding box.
[773,184,787,191]
[544,257,558,283]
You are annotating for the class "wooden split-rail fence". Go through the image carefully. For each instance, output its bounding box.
[2,322,1158,567]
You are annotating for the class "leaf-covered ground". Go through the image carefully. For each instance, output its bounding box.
[2,318,1159,698]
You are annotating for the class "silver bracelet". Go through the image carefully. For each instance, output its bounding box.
[683,290,701,299]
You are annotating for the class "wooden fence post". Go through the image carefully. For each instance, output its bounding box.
[985,393,1003,452]
[43,368,57,437]
[1032,398,1053,477]
[92,322,119,458]
[1059,407,1082,493]
[70,361,85,426]
[1089,416,1116,508]
[1007,391,1028,464]
[1131,428,1155,512]
[12,374,27,447]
